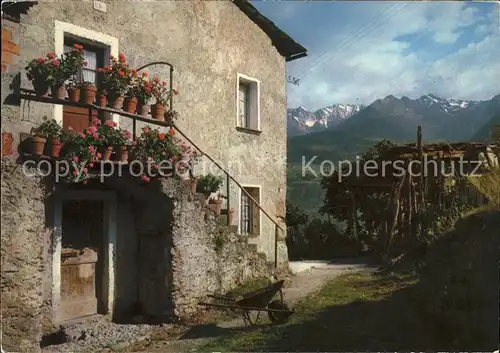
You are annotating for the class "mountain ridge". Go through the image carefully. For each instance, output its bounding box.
[287,93,500,140]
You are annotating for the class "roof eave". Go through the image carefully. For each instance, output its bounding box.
[233,0,308,62]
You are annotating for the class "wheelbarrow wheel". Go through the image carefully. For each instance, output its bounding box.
[267,299,292,324]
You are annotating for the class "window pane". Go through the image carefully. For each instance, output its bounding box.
[239,84,249,128]
[83,50,97,70]
[82,69,96,84]
[240,190,254,234]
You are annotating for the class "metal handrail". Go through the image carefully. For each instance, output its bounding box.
[172,123,284,232]
[136,61,174,110]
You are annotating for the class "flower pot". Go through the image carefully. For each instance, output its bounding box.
[67,87,80,102]
[99,95,107,108]
[31,136,46,156]
[33,80,49,97]
[82,84,97,104]
[151,104,166,121]
[111,96,125,110]
[124,97,138,114]
[209,198,222,216]
[102,146,113,161]
[228,209,235,226]
[118,145,128,162]
[190,179,198,194]
[137,103,150,117]
[50,138,64,158]
[51,85,67,100]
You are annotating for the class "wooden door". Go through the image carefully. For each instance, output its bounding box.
[60,200,104,322]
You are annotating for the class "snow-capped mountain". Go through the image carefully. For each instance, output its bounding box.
[287,103,363,136]
[415,93,479,113]
[287,93,499,138]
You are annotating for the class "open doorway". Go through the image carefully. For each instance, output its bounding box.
[59,199,105,322]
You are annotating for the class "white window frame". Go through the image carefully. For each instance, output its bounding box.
[236,73,261,132]
[237,185,262,236]
[54,21,119,126]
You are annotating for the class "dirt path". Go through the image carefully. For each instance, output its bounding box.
[113,258,374,353]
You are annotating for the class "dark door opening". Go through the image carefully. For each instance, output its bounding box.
[60,199,105,321]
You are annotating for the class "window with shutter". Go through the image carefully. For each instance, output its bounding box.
[239,83,249,128]
[240,187,260,236]
[62,39,105,132]
[236,74,260,132]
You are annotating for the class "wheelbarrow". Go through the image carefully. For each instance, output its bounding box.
[198,279,293,326]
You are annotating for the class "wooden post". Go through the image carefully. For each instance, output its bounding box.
[352,192,358,239]
[226,173,231,226]
[274,224,278,269]
[417,125,424,206]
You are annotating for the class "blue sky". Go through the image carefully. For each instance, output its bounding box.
[252,1,500,110]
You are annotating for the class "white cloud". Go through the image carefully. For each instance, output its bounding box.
[285,2,500,110]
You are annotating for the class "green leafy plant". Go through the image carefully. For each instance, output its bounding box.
[196,173,223,195]
[25,52,61,88]
[130,126,185,182]
[129,74,153,104]
[151,76,178,106]
[34,117,62,139]
[92,119,123,147]
[60,127,102,184]
[62,44,87,88]
[97,52,135,96]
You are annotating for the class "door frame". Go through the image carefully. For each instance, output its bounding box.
[52,190,117,323]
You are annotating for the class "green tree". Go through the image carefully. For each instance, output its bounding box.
[492,123,500,144]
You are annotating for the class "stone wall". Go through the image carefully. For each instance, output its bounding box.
[0,157,47,353]
[150,178,271,319]
[4,0,289,264]
[101,176,270,320]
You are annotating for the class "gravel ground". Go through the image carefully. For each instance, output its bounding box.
[41,315,157,353]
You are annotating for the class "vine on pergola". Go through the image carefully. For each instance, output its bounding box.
[320,139,490,259]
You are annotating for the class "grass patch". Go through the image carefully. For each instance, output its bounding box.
[201,207,498,353]
[199,271,435,352]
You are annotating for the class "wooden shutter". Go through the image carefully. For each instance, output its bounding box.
[239,83,249,128]
[249,188,260,236]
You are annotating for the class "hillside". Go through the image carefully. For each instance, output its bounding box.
[287,93,500,216]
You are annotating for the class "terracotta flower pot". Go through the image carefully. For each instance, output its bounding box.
[50,138,64,158]
[190,179,198,193]
[31,136,46,156]
[99,95,107,108]
[124,97,138,113]
[102,146,113,161]
[151,104,166,121]
[137,103,150,117]
[118,145,128,162]
[51,85,67,100]
[82,84,97,104]
[228,209,235,226]
[67,87,80,102]
[111,96,125,110]
[209,198,222,216]
[33,80,49,97]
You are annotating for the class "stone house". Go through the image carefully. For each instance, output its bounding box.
[1,0,306,351]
